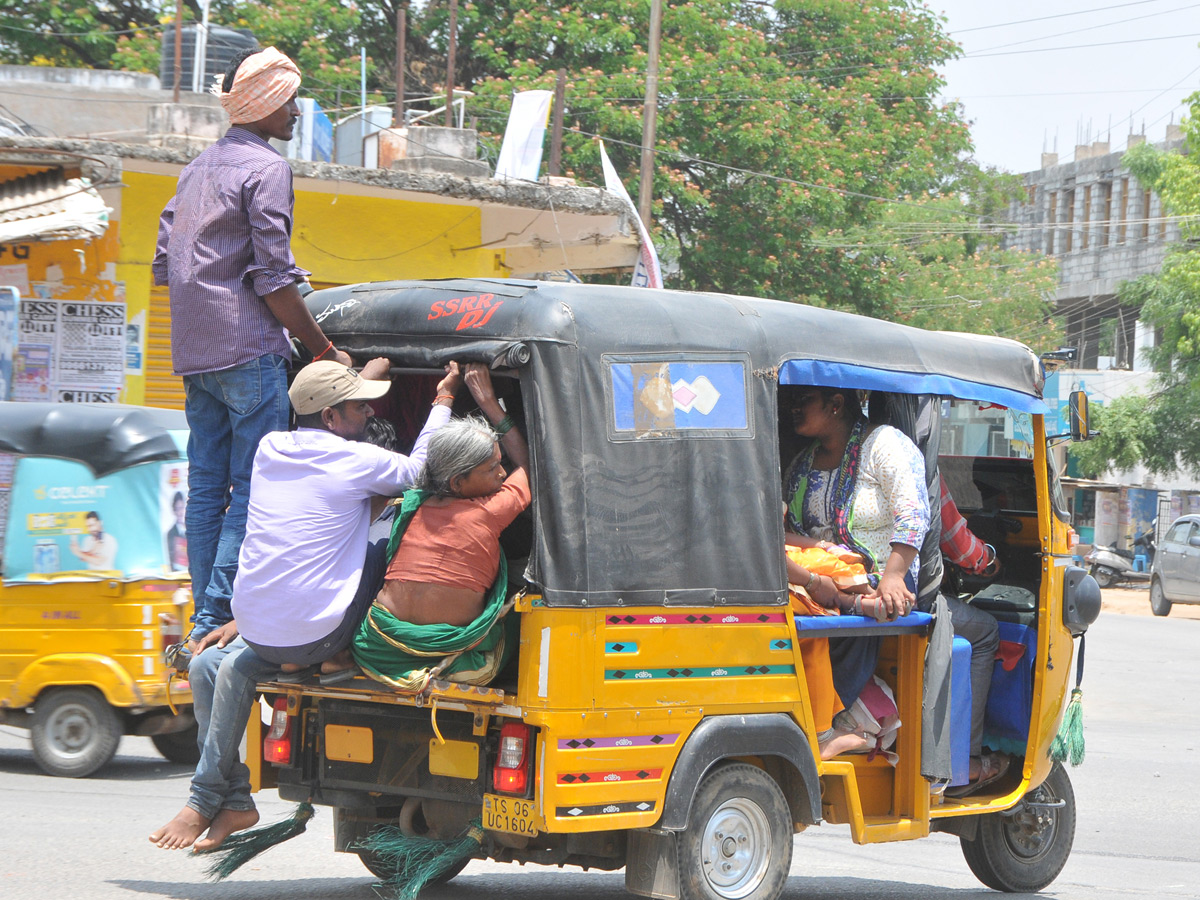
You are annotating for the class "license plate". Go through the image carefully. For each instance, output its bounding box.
[483,793,539,836]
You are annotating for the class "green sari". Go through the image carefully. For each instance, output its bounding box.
[352,490,515,692]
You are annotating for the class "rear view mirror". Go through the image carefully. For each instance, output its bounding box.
[1068,391,1090,442]
[1189,536,1200,549]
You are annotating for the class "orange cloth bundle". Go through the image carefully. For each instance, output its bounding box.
[786,545,869,616]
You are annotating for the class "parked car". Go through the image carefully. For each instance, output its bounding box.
[1149,515,1200,616]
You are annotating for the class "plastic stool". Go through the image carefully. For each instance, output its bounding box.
[1133,554,1148,572]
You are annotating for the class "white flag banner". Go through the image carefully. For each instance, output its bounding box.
[598,140,662,289]
[495,90,554,181]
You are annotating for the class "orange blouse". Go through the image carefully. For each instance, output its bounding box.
[385,469,531,593]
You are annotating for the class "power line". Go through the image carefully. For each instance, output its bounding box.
[965,31,1200,59]
[966,1,1200,54]
[954,0,1177,33]
[0,21,159,38]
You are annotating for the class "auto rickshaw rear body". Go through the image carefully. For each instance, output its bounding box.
[251,279,1099,899]
[0,403,197,776]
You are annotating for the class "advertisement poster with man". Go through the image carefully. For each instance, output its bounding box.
[3,457,188,583]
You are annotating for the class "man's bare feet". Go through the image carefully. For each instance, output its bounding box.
[279,662,306,673]
[193,807,260,853]
[320,649,355,674]
[149,806,210,850]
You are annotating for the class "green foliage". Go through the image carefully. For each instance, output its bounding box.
[1068,397,1157,478]
[1,0,1059,347]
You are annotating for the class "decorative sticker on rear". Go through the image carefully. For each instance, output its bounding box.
[608,358,749,436]
[605,612,787,626]
[558,733,679,750]
[558,768,663,784]
[427,293,505,331]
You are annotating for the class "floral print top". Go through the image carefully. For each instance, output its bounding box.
[785,424,929,583]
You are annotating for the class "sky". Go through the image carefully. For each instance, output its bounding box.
[931,0,1200,173]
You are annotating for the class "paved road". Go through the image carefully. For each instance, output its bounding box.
[1,604,1196,900]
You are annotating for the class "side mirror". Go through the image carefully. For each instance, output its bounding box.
[1189,535,1200,549]
[1068,391,1090,442]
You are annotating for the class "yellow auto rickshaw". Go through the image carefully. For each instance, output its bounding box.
[235,279,1099,899]
[0,402,195,776]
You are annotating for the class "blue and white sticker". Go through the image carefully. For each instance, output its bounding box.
[611,360,748,433]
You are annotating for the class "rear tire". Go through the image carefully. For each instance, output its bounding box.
[151,723,201,765]
[1090,565,1116,589]
[356,844,470,885]
[960,763,1076,893]
[30,687,121,778]
[678,763,792,900]
[1149,579,1172,617]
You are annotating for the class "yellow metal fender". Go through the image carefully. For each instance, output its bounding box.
[6,654,144,710]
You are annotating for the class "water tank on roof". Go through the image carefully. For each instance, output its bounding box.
[159,25,258,93]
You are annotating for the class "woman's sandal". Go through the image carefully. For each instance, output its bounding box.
[945,752,1011,797]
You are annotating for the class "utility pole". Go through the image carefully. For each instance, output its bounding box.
[173,0,183,104]
[549,68,566,177]
[445,0,459,128]
[638,0,663,226]
[394,3,408,127]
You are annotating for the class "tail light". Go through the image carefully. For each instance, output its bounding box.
[263,697,295,766]
[159,612,183,653]
[492,722,532,795]
[160,587,192,651]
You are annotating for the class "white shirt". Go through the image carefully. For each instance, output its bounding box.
[231,405,450,647]
[80,533,118,570]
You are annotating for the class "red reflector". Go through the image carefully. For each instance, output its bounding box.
[263,697,293,766]
[492,722,531,795]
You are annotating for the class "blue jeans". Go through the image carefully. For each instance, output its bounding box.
[184,354,289,640]
[187,637,280,820]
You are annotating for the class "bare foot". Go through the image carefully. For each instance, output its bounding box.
[320,650,354,674]
[149,806,211,850]
[193,807,260,852]
[279,662,306,673]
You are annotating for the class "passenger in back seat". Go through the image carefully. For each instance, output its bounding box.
[353,364,530,690]
[782,386,930,720]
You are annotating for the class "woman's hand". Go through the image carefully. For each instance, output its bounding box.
[359,357,392,381]
[867,572,914,620]
[464,363,504,417]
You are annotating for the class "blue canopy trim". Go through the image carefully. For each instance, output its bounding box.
[779,360,1047,414]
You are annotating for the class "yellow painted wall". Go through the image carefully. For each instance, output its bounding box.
[117,168,501,408]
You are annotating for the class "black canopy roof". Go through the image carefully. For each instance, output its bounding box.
[308,279,1046,607]
[308,278,1044,409]
[0,402,186,476]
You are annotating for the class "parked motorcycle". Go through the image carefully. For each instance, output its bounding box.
[1086,527,1156,588]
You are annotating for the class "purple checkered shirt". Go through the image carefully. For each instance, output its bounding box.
[153,127,310,376]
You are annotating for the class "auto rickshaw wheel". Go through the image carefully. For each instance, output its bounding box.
[677,762,792,900]
[960,762,1076,893]
[355,847,470,885]
[354,800,472,886]
[151,723,201,765]
[1150,579,1172,617]
[30,687,122,778]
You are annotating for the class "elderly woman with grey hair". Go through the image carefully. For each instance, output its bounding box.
[352,364,530,689]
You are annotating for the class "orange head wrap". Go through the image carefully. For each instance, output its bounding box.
[212,47,301,125]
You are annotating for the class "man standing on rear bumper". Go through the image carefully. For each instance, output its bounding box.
[153,46,351,645]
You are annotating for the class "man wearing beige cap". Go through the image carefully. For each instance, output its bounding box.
[151,360,459,853]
